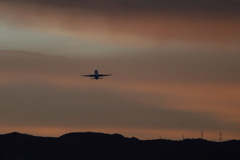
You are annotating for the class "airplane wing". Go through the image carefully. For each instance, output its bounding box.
[98,74,112,77]
[81,75,94,77]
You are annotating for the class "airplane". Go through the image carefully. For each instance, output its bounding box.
[81,70,112,80]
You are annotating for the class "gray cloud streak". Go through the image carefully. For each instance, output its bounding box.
[1,0,240,12]
[0,0,239,48]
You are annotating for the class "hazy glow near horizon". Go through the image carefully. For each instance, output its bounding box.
[0,0,240,140]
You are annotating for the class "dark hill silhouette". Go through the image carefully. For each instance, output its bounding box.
[59,132,127,142]
[1,132,240,160]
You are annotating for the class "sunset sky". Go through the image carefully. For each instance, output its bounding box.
[0,0,240,140]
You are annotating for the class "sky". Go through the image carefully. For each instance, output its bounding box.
[0,0,240,140]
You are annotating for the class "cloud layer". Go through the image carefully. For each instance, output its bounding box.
[1,0,240,140]
[0,0,239,49]
[0,51,240,140]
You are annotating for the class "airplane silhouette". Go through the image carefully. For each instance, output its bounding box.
[82,70,112,80]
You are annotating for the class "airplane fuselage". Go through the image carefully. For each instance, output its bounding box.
[92,70,101,79]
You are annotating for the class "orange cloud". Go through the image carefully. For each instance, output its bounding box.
[1,1,240,140]
[0,1,239,49]
[1,51,240,140]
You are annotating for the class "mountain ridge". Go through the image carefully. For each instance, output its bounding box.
[1,132,240,160]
